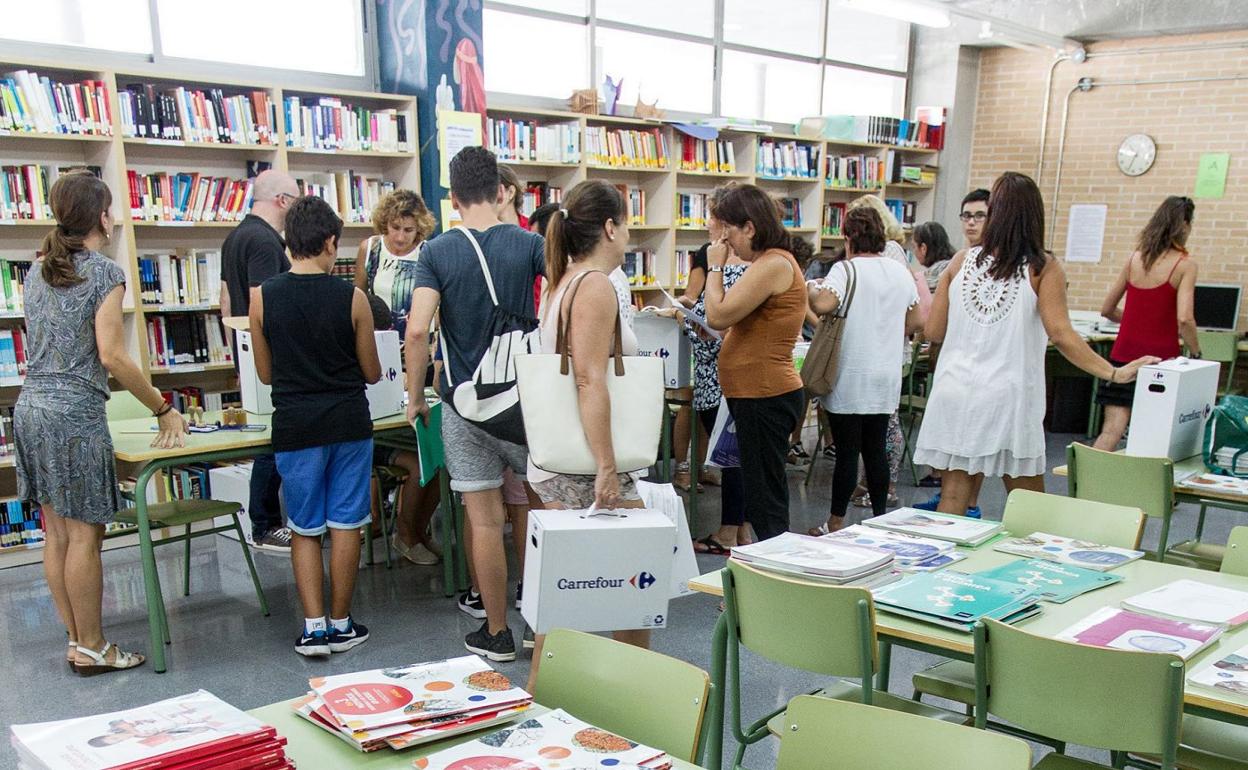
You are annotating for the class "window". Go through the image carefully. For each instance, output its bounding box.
[0,0,152,54]
[501,0,586,14]
[157,0,364,76]
[723,0,824,57]
[822,65,906,117]
[826,6,909,71]
[596,0,714,37]
[595,28,713,114]
[721,51,821,125]
[483,9,589,99]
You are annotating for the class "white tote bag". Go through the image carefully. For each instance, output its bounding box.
[515,271,664,475]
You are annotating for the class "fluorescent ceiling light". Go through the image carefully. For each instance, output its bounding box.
[837,0,951,29]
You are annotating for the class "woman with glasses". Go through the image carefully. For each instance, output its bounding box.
[1093,196,1200,451]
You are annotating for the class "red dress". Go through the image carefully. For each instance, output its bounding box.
[1110,252,1186,362]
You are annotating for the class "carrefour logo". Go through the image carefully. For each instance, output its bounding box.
[629,571,657,590]
[554,572,657,590]
[1178,409,1203,425]
[386,367,398,381]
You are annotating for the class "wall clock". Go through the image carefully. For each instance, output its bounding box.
[1117,134,1156,177]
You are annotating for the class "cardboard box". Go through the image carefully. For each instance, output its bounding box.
[367,330,405,420]
[1126,358,1221,460]
[208,462,255,544]
[236,329,273,415]
[633,313,691,388]
[521,508,675,634]
[636,481,700,599]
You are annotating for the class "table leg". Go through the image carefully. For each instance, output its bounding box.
[453,492,469,592]
[135,463,167,673]
[699,611,728,770]
[439,471,456,598]
[689,409,699,522]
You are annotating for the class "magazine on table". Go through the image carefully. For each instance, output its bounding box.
[973,559,1122,603]
[1055,606,1224,660]
[863,508,1003,546]
[823,524,959,569]
[1188,642,1248,698]
[872,571,1041,632]
[1178,472,1248,497]
[993,532,1145,572]
[730,532,893,580]
[1121,579,1248,628]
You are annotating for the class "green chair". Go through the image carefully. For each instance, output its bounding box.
[365,464,408,568]
[1222,526,1248,578]
[1197,331,1239,396]
[532,628,709,763]
[974,618,1185,769]
[1068,443,1223,569]
[772,695,1032,770]
[723,560,962,770]
[912,489,1145,709]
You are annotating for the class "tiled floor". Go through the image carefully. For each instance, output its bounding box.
[0,430,1240,768]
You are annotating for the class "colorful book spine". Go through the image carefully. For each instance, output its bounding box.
[0,71,112,136]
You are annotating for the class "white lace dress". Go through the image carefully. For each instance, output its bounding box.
[914,248,1050,478]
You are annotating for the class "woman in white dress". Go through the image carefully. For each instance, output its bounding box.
[914,172,1158,516]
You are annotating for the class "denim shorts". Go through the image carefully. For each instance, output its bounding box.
[275,438,373,536]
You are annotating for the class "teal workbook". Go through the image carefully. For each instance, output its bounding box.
[873,571,1040,631]
[974,559,1122,604]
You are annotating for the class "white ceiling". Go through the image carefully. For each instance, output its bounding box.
[944,0,1248,40]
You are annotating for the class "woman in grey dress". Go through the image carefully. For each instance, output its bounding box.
[15,172,188,676]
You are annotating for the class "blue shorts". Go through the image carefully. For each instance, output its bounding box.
[275,438,373,536]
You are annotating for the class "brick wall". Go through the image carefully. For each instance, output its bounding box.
[969,31,1248,330]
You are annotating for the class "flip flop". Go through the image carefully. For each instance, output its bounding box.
[695,536,731,556]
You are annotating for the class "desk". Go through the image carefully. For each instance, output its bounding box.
[110,411,413,674]
[248,699,705,769]
[688,548,1248,770]
[1053,454,1248,511]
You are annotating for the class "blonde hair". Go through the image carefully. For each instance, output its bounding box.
[370,189,436,241]
[848,194,904,244]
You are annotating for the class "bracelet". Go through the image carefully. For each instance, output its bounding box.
[708,266,724,273]
[153,402,173,418]
[1108,367,1118,384]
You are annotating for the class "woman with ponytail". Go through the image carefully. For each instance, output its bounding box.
[15,172,188,675]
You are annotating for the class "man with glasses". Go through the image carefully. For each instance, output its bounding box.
[220,170,301,551]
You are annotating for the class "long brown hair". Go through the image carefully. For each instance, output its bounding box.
[708,183,790,253]
[1137,196,1194,270]
[41,172,111,288]
[543,179,626,299]
[978,171,1047,282]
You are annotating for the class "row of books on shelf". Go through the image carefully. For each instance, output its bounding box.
[0,405,13,459]
[521,181,562,217]
[675,249,693,286]
[145,314,233,368]
[0,499,40,549]
[0,164,101,222]
[0,327,27,378]
[885,198,918,226]
[676,192,709,228]
[678,135,735,174]
[138,250,222,307]
[618,184,645,225]
[162,387,241,415]
[487,116,580,164]
[778,197,802,228]
[798,107,946,149]
[0,70,112,136]
[297,171,394,224]
[825,153,883,189]
[127,170,252,223]
[756,140,820,179]
[118,83,278,145]
[820,199,916,237]
[283,96,411,153]
[331,256,356,281]
[584,126,669,169]
[623,250,658,286]
[0,258,29,311]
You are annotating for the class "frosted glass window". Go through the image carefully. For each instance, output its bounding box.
[509,0,587,14]
[484,10,589,99]
[721,51,821,125]
[596,28,713,114]
[723,0,823,57]
[822,66,906,117]
[0,0,152,54]
[596,0,714,37]
[826,5,910,71]
[158,0,364,76]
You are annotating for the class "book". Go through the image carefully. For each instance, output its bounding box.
[1121,579,1248,628]
[119,83,276,144]
[0,71,113,136]
[824,153,882,189]
[585,126,669,169]
[864,508,1003,546]
[974,558,1122,603]
[487,117,581,164]
[675,193,709,228]
[872,571,1041,632]
[993,532,1145,572]
[296,170,394,224]
[413,709,671,770]
[127,172,253,222]
[822,524,957,570]
[284,95,411,153]
[730,532,893,580]
[413,400,444,488]
[1055,606,1223,660]
[677,134,735,173]
[1187,642,1248,697]
[1178,472,1248,497]
[755,140,819,179]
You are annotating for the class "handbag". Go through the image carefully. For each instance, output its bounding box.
[800,259,857,397]
[515,270,664,475]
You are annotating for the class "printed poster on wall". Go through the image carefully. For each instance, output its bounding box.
[437,109,483,188]
[1065,203,1108,263]
[1194,152,1230,199]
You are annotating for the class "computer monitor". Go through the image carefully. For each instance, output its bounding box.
[1194,283,1242,331]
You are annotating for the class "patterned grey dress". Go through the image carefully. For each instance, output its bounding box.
[15,251,127,523]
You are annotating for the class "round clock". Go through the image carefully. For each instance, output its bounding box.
[1117,134,1156,177]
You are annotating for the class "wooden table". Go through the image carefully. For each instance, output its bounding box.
[248,699,705,769]
[688,545,1248,770]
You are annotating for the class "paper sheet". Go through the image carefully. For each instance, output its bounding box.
[437,109,483,188]
[1065,203,1108,263]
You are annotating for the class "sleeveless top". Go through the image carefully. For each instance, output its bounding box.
[1110,252,1185,362]
[718,249,805,399]
[262,273,371,452]
[365,235,423,338]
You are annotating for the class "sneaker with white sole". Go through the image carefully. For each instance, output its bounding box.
[254,527,292,552]
[295,629,331,658]
[522,624,535,650]
[458,589,486,619]
[328,618,370,653]
[514,582,523,611]
[464,621,516,662]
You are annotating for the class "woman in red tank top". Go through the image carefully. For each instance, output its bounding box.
[1093,196,1201,450]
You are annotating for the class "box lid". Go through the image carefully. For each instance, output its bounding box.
[1143,357,1221,374]
[531,508,676,532]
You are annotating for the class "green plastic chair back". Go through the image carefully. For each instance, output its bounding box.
[106,390,152,422]
[974,619,1184,766]
[1198,331,1239,392]
[1067,443,1174,559]
[777,695,1032,770]
[532,628,709,762]
[1002,488,1145,549]
[1221,526,1248,577]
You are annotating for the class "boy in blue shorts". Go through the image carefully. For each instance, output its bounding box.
[249,195,382,657]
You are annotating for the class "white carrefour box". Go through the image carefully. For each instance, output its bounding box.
[236,329,273,415]
[1126,358,1221,460]
[208,462,255,543]
[367,330,405,419]
[634,313,691,388]
[521,507,675,634]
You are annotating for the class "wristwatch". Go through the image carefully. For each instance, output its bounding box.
[708,266,724,273]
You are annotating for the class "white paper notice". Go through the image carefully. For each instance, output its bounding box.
[1065,204,1108,263]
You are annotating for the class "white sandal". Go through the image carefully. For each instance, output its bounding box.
[67,640,77,671]
[74,642,145,677]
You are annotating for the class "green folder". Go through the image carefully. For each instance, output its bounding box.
[413,400,444,487]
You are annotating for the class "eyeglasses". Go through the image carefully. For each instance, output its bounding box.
[959,212,987,223]
[276,192,299,204]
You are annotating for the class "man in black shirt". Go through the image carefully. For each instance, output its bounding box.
[221,170,300,551]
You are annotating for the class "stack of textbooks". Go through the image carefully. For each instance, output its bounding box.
[0,70,113,136]
[873,571,1042,631]
[678,135,735,173]
[295,171,394,224]
[1188,642,1248,697]
[974,559,1122,603]
[676,192,709,228]
[1209,447,1248,475]
[283,96,411,153]
[864,508,1004,547]
[487,117,580,164]
[2,164,102,221]
[0,499,43,549]
[119,83,277,144]
[825,153,882,189]
[825,524,966,572]
[585,127,669,169]
[139,251,223,307]
[0,326,27,378]
[1179,472,1248,497]
[414,709,672,769]
[730,532,901,589]
[145,314,233,368]
[993,532,1145,572]
[127,171,253,223]
[293,657,533,752]
[0,258,30,311]
[10,690,290,769]
[756,140,819,179]
[1056,607,1223,660]
[1122,579,1248,627]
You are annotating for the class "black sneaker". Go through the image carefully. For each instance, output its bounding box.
[522,624,535,650]
[254,527,292,553]
[515,582,523,610]
[458,589,486,619]
[464,621,516,662]
[295,629,331,658]
[328,618,370,653]
[791,442,810,462]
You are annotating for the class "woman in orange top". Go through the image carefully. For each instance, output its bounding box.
[705,184,807,541]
